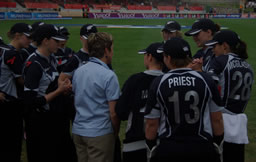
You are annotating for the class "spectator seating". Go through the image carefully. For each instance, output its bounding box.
[157,6,176,11]
[0,1,16,8]
[93,4,121,10]
[189,6,204,11]
[64,4,88,9]
[25,2,59,9]
[127,5,152,10]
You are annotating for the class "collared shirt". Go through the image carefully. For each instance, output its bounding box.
[72,57,120,137]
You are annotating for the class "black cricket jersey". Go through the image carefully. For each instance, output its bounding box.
[54,47,74,73]
[208,53,254,114]
[23,51,59,112]
[0,45,24,99]
[145,68,223,142]
[20,44,37,61]
[62,49,89,77]
[116,70,163,144]
[193,46,214,72]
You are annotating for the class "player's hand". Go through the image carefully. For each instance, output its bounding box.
[58,78,72,94]
[187,57,203,71]
[0,92,6,102]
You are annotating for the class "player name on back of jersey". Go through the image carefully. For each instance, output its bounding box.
[229,59,250,70]
[168,76,196,88]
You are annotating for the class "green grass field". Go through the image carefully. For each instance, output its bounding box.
[0,18,255,162]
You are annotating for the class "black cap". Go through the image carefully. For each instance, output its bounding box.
[59,26,70,40]
[33,24,66,42]
[138,42,163,62]
[31,21,45,32]
[80,24,98,39]
[158,37,192,59]
[162,20,181,33]
[10,23,32,37]
[205,29,241,47]
[185,19,216,36]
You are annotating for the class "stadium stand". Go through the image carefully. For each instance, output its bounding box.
[157,6,176,11]
[92,4,121,10]
[0,1,16,8]
[127,5,152,10]
[24,2,59,9]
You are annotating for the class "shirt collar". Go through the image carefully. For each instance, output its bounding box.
[168,67,192,73]
[144,70,163,76]
[80,48,88,54]
[89,57,110,70]
[35,50,50,63]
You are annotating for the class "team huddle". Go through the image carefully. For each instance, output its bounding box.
[0,19,254,162]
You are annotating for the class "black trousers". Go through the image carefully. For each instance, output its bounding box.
[223,142,245,162]
[24,110,77,162]
[156,139,219,162]
[0,100,23,162]
[123,149,147,162]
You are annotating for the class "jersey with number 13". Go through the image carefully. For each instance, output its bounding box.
[145,68,223,141]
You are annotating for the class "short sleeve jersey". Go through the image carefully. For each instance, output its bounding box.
[145,68,223,141]
[0,45,24,98]
[23,51,59,111]
[208,53,254,114]
[193,46,214,72]
[115,70,163,143]
[62,49,89,77]
[54,47,74,73]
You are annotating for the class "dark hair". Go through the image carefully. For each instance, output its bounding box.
[165,53,192,68]
[202,23,221,36]
[230,40,248,59]
[32,33,51,46]
[7,31,16,40]
[88,32,113,58]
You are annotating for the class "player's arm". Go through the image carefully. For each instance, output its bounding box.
[115,75,135,120]
[210,111,224,136]
[145,118,159,140]
[4,50,24,86]
[109,100,120,136]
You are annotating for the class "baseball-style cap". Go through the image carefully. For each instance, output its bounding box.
[205,29,241,47]
[138,42,163,62]
[185,19,216,36]
[10,23,32,37]
[33,24,66,42]
[31,21,45,32]
[80,24,98,40]
[158,37,192,59]
[162,20,181,33]
[59,26,70,40]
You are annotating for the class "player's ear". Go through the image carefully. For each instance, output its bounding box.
[223,42,230,52]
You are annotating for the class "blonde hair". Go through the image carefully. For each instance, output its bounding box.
[88,32,113,58]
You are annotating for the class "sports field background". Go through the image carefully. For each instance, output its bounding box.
[0,18,255,162]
